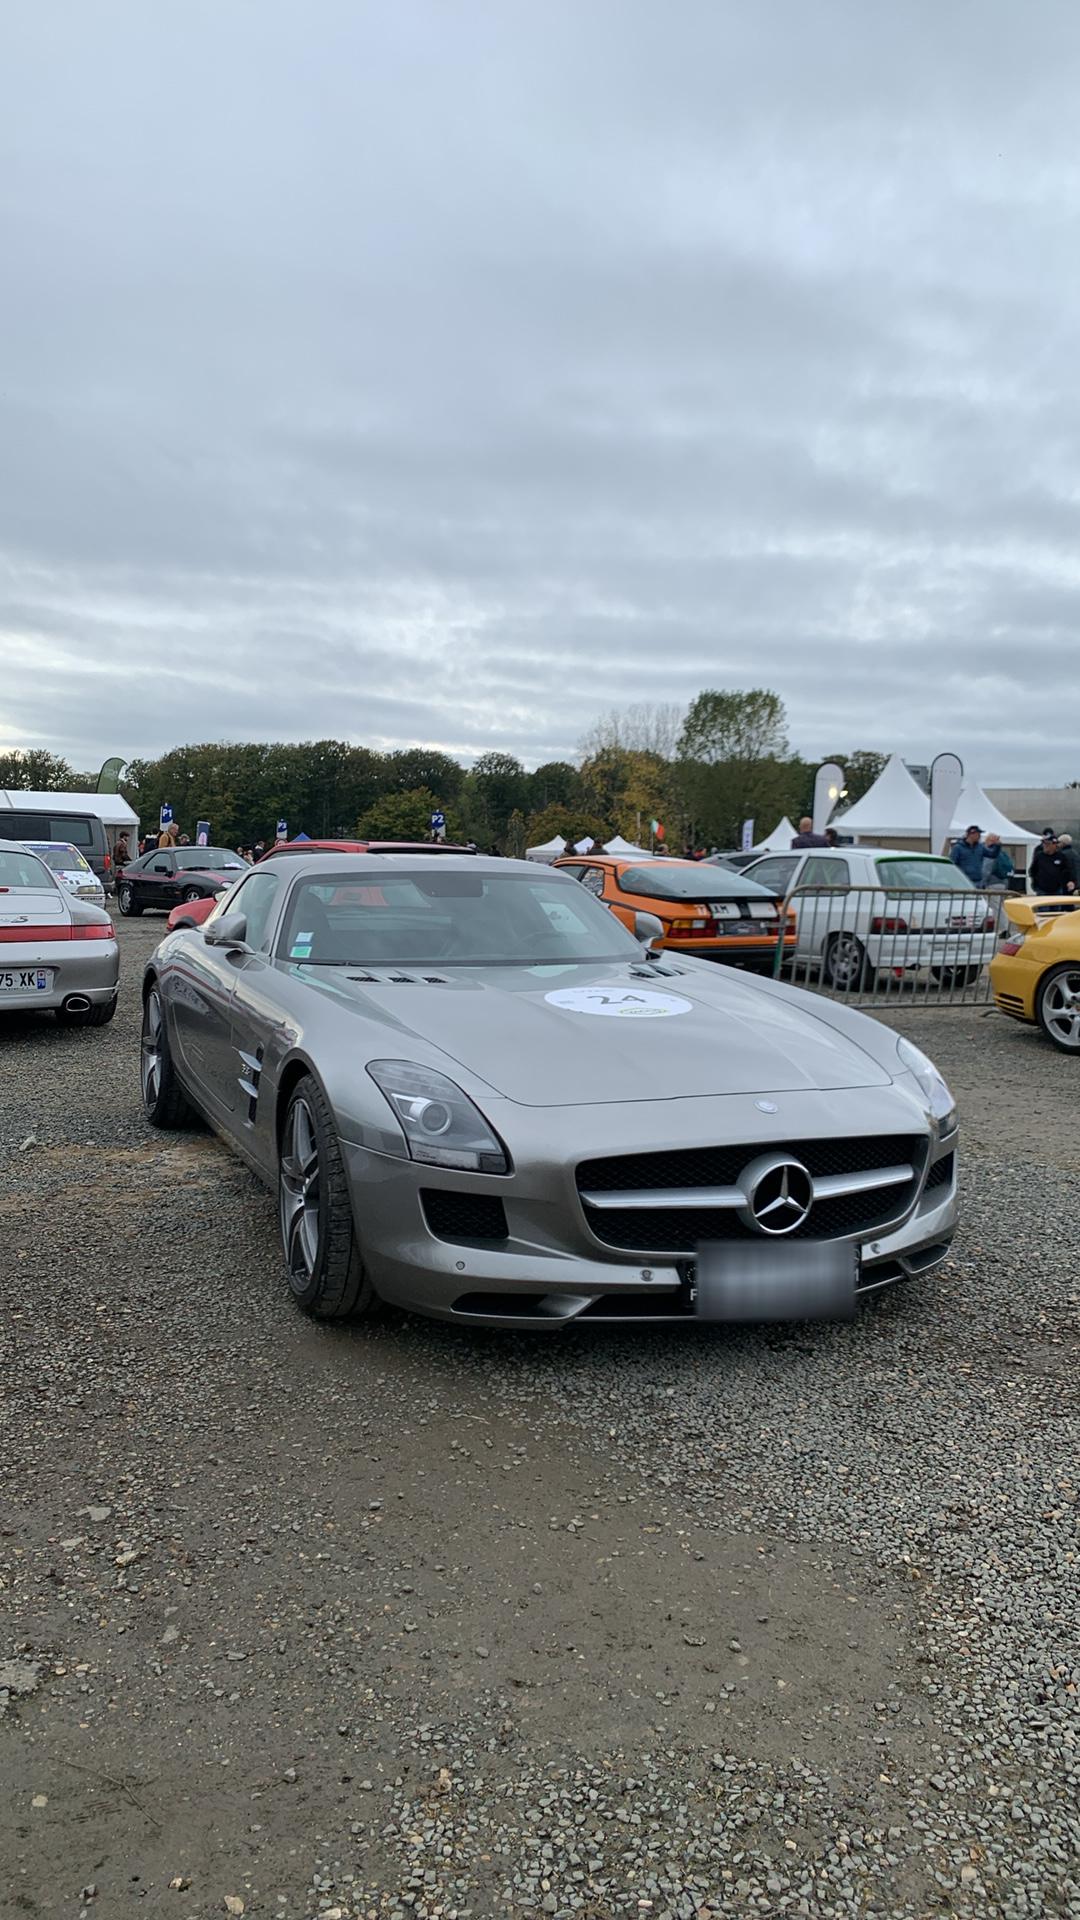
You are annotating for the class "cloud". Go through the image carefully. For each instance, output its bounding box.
[2,0,1079,785]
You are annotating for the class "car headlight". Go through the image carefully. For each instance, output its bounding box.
[896,1037,958,1136]
[366,1060,510,1173]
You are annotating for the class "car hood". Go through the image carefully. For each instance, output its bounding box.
[315,961,895,1105]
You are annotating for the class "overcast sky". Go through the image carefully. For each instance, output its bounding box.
[2,2,1079,783]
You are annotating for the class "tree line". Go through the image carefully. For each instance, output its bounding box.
[0,694,887,853]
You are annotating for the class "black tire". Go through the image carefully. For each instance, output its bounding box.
[181,886,203,904]
[1035,963,1080,1054]
[117,882,142,917]
[141,981,194,1128]
[823,931,870,991]
[931,964,981,990]
[56,996,117,1029]
[278,1074,378,1320]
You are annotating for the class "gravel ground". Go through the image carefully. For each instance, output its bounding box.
[1,919,1077,1920]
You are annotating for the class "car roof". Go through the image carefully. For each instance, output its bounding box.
[256,851,534,877]
[261,838,476,858]
[0,836,54,854]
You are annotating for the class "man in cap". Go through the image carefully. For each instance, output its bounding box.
[1029,830,1077,895]
[949,824,986,884]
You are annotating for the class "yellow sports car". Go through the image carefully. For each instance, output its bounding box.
[990,895,1080,1052]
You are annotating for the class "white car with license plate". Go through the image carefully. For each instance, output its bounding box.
[0,839,119,1026]
[742,848,998,990]
[24,840,108,909]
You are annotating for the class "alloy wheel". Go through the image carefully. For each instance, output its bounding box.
[141,991,163,1109]
[280,1097,322,1290]
[1042,968,1080,1049]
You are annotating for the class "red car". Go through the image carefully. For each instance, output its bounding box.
[165,838,476,930]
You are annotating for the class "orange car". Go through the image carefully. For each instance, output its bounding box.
[553,854,795,969]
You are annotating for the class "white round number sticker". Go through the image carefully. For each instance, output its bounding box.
[544,986,693,1019]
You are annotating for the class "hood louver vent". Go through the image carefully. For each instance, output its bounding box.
[347,971,450,985]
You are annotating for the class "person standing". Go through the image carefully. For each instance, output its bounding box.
[1029,830,1076,894]
[791,816,829,848]
[114,832,131,869]
[981,833,1013,886]
[1057,834,1080,891]
[949,825,986,883]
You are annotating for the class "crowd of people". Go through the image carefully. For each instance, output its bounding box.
[950,824,1078,894]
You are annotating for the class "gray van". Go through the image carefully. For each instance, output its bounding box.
[2,805,112,888]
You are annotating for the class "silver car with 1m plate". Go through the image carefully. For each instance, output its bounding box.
[140,853,959,1328]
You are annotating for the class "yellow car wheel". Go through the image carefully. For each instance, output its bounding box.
[1036,963,1080,1053]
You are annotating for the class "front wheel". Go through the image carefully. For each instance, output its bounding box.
[1036,963,1080,1053]
[141,983,194,1127]
[180,886,203,904]
[117,882,142,917]
[278,1075,378,1320]
[823,931,869,991]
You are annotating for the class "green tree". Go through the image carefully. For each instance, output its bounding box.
[0,748,78,790]
[529,761,582,811]
[463,753,529,846]
[525,803,609,850]
[356,787,459,842]
[383,748,465,800]
[677,689,788,765]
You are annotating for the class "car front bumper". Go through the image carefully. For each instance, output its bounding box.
[340,1092,958,1329]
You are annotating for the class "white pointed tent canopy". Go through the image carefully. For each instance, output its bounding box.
[946,779,1039,851]
[828,754,929,840]
[525,834,567,863]
[602,834,655,858]
[753,815,797,852]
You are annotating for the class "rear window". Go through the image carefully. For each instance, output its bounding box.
[875,858,974,891]
[615,863,774,902]
[0,849,57,889]
[27,843,93,874]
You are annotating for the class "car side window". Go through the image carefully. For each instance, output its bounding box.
[152,855,175,874]
[226,871,281,952]
[556,864,584,882]
[802,857,850,888]
[749,857,799,892]
[581,867,606,897]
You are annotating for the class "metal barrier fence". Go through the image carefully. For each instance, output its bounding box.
[771,884,1007,1008]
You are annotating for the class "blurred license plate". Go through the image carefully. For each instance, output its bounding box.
[694,1242,857,1322]
[0,969,53,992]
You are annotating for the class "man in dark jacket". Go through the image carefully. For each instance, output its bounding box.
[950,825,986,884]
[1029,830,1077,895]
[791,816,829,848]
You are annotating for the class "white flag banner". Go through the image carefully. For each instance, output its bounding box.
[812,763,845,835]
[740,818,754,852]
[929,753,964,857]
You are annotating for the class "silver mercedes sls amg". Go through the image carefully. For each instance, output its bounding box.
[140,852,959,1328]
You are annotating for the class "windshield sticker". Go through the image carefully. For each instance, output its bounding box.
[544,986,693,1019]
[290,939,313,958]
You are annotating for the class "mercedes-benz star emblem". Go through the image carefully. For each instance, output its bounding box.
[738,1154,815,1236]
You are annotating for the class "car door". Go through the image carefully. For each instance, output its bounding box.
[167,885,261,1123]
[223,870,289,1172]
[139,850,179,910]
[797,854,852,958]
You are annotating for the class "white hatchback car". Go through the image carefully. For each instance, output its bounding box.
[742,848,998,989]
[25,840,107,909]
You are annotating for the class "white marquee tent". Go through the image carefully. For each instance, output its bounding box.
[603,834,655,858]
[525,834,567,863]
[945,779,1039,853]
[828,755,929,841]
[753,815,797,852]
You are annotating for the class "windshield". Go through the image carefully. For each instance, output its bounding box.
[174,847,247,871]
[278,868,642,968]
[0,849,57,890]
[875,858,974,892]
[28,843,92,874]
[615,862,775,902]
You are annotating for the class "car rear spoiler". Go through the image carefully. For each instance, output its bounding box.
[1002,894,1080,929]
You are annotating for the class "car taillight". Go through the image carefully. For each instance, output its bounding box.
[983,914,996,931]
[77,922,115,940]
[668,920,706,938]
[870,916,908,934]
[999,937,1024,956]
[104,853,112,872]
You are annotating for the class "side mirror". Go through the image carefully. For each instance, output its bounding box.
[634,911,664,950]
[204,911,249,951]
